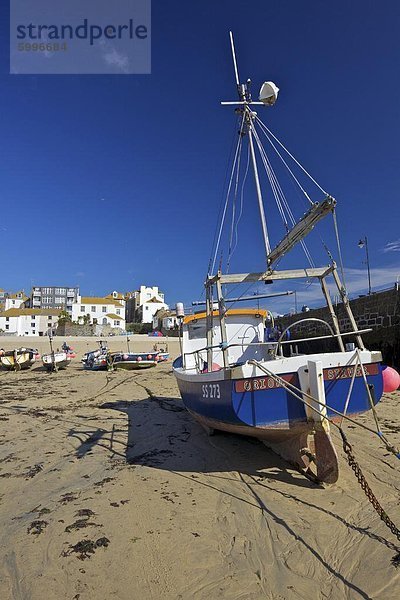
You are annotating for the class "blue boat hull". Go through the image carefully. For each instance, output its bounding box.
[175,362,383,435]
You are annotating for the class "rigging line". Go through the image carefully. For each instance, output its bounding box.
[251,123,314,267]
[252,122,297,227]
[208,113,245,275]
[251,123,316,269]
[255,117,314,204]
[332,208,347,292]
[227,131,244,274]
[250,123,289,227]
[252,122,314,261]
[255,115,328,199]
[211,112,246,274]
[230,140,250,259]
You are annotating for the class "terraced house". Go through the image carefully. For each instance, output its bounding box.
[71,294,125,331]
[0,308,59,336]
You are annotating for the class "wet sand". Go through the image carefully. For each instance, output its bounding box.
[0,335,399,599]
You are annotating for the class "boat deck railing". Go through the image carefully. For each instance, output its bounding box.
[182,323,372,372]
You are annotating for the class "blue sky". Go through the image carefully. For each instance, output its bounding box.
[1,1,400,313]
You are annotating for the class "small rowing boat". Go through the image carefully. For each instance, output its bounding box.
[0,348,36,371]
[42,351,71,372]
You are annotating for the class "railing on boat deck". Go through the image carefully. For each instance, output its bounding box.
[182,326,372,372]
[273,318,372,357]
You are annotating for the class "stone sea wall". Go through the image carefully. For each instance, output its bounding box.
[276,286,400,366]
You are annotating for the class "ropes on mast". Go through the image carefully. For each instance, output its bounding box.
[250,120,315,269]
[211,112,246,274]
[227,142,250,271]
[333,208,347,292]
[255,115,328,197]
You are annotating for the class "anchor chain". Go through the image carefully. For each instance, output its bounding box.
[339,429,400,543]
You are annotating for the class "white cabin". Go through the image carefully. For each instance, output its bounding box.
[182,309,268,371]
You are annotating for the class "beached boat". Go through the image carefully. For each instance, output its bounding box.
[0,348,36,371]
[173,33,396,484]
[82,341,110,371]
[152,340,169,362]
[110,351,159,370]
[42,351,71,372]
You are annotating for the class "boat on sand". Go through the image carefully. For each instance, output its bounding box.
[173,33,397,484]
[0,348,36,371]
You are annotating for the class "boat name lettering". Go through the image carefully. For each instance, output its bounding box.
[235,374,295,393]
[324,363,379,380]
[202,384,221,399]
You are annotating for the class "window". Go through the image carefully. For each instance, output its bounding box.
[5,324,9,330]
[81,306,85,312]
[6,317,9,322]
[102,317,107,325]
[31,316,35,320]
[114,320,120,326]
[116,309,120,315]
[145,306,149,310]
[91,306,96,312]
[32,331,35,334]
[102,306,107,312]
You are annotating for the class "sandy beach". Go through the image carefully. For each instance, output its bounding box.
[0,335,399,599]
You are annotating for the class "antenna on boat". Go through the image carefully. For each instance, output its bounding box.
[224,32,273,262]
[229,31,240,88]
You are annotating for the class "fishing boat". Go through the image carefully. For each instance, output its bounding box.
[42,351,71,372]
[110,351,159,370]
[153,340,169,362]
[41,335,72,372]
[172,33,396,484]
[108,336,160,370]
[82,341,110,371]
[0,348,36,371]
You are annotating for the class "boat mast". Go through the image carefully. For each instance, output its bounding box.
[248,126,271,257]
[229,31,271,261]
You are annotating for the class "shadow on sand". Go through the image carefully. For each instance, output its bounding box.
[98,394,317,488]
[64,392,399,598]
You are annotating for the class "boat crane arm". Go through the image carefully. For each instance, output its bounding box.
[267,195,336,267]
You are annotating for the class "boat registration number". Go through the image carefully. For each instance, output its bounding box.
[202,384,221,399]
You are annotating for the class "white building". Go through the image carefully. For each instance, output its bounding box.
[4,291,28,311]
[105,291,126,310]
[71,296,126,330]
[0,308,60,336]
[128,285,168,324]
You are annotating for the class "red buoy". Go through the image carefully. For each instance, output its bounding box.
[382,366,400,392]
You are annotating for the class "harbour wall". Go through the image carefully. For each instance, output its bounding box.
[276,286,400,366]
